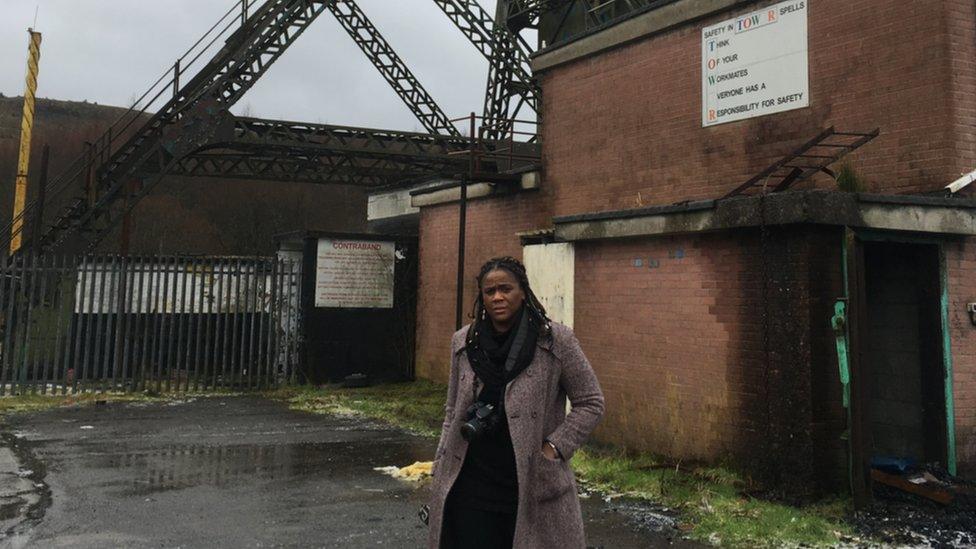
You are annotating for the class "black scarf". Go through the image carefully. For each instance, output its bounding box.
[466,306,540,396]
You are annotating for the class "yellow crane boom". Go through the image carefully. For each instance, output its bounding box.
[10,29,42,255]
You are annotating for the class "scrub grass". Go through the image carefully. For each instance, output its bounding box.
[0,392,174,415]
[269,381,855,547]
[0,389,243,416]
[268,380,448,437]
[573,446,853,547]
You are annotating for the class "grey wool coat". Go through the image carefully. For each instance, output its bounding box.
[427,321,605,549]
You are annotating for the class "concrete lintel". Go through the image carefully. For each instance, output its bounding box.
[554,191,976,242]
[410,182,496,208]
[532,0,751,73]
[409,172,541,208]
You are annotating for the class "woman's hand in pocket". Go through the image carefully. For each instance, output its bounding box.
[541,441,560,461]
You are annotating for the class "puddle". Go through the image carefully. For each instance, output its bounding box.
[84,440,434,496]
[0,432,52,546]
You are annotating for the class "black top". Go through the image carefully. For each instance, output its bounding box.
[450,328,520,513]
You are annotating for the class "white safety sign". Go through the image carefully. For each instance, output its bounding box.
[315,239,395,308]
[702,0,808,126]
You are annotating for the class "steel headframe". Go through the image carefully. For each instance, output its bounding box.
[15,0,549,255]
[29,0,333,253]
[432,0,540,141]
[326,0,461,137]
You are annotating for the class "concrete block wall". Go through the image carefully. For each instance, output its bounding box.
[806,230,848,487]
[863,246,930,461]
[539,0,976,217]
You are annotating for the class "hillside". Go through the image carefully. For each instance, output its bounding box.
[0,96,366,255]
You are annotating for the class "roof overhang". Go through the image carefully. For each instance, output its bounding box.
[553,191,976,242]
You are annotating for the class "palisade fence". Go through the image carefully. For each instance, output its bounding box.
[0,254,302,395]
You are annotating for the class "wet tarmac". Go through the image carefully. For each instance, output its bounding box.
[1,396,702,548]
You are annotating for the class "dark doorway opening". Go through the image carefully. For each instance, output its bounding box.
[862,242,947,467]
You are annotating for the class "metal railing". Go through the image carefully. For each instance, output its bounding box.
[0,0,256,253]
[448,112,542,176]
[0,253,301,395]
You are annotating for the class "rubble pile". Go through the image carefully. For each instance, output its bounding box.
[855,465,976,547]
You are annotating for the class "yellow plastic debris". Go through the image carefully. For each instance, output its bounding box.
[374,461,433,482]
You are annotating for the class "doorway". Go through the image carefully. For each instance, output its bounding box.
[862,241,947,466]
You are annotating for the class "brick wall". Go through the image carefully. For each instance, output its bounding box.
[946,0,976,183]
[414,192,550,382]
[945,6,976,474]
[540,0,974,216]
[413,0,976,480]
[806,230,847,487]
[947,239,976,475]
[572,232,764,459]
[571,226,846,489]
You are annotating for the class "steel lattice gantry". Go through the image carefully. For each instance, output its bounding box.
[37,0,335,251]
[18,0,543,255]
[327,0,461,137]
[431,0,539,139]
[166,116,474,187]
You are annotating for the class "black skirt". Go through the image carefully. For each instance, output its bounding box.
[441,489,517,549]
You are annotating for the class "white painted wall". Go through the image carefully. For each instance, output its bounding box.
[523,242,575,328]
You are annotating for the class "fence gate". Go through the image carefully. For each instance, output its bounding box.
[0,254,302,395]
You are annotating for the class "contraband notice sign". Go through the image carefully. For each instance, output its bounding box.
[315,238,395,308]
[702,1,808,127]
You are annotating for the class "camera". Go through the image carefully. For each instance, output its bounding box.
[460,401,501,441]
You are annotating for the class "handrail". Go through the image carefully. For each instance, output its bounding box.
[1,0,256,253]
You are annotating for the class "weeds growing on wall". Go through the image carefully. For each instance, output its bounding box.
[835,163,868,192]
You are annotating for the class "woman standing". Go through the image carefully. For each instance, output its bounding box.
[427,257,605,549]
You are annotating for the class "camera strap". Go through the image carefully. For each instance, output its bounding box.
[503,306,530,375]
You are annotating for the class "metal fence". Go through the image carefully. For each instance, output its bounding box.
[0,254,302,395]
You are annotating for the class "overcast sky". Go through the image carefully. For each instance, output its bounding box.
[0,0,493,132]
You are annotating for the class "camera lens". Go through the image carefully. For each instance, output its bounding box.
[460,421,479,441]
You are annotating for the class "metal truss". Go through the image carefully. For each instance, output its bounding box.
[169,153,423,187]
[522,0,675,46]
[327,0,460,137]
[166,117,472,186]
[36,0,331,252]
[506,0,566,30]
[24,0,548,254]
[432,1,534,64]
[432,0,539,140]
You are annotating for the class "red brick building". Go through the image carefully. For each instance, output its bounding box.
[411,0,976,496]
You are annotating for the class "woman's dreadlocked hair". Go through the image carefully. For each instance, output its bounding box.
[467,256,551,345]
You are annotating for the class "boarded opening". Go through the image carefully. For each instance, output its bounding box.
[523,242,575,327]
[863,242,947,466]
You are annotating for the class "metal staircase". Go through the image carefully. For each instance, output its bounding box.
[12,0,332,253]
[5,0,542,255]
